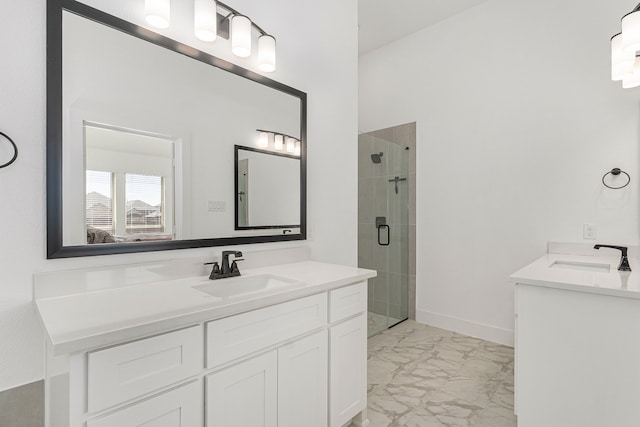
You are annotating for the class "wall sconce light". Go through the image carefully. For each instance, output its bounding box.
[612,3,640,88]
[257,130,300,155]
[145,0,171,29]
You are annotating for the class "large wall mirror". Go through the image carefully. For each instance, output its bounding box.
[47,0,306,258]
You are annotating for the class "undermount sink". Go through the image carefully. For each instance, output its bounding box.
[193,274,304,298]
[549,260,611,273]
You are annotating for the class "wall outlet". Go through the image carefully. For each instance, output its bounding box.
[208,200,226,212]
[583,223,597,240]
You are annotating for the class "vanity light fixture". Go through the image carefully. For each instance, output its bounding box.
[191,0,277,71]
[258,35,276,72]
[145,0,171,29]
[612,3,640,88]
[194,0,217,42]
[294,141,301,156]
[231,15,252,57]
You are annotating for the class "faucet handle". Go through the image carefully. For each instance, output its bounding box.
[230,258,244,273]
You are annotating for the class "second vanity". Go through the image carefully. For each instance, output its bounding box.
[35,253,375,427]
[510,243,640,427]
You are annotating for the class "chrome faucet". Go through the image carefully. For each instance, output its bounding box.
[206,250,244,280]
[593,244,632,271]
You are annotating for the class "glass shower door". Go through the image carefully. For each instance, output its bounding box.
[358,132,409,337]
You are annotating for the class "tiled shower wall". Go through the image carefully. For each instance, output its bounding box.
[358,122,416,320]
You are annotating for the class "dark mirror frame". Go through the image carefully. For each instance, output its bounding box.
[234,145,302,231]
[47,0,307,258]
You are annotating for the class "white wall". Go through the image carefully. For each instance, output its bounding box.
[359,0,640,344]
[0,0,357,391]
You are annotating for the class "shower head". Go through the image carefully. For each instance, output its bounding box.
[371,152,383,164]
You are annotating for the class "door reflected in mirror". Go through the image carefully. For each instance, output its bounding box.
[235,146,301,231]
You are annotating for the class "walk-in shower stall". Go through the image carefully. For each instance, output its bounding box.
[358,133,410,337]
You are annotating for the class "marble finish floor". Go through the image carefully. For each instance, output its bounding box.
[368,312,403,337]
[360,320,516,427]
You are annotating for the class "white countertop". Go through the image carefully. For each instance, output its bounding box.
[35,261,376,355]
[510,253,640,299]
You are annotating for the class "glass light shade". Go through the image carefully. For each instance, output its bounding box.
[274,134,284,150]
[294,142,301,156]
[286,137,295,153]
[258,35,276,72]
[231,15,252,58]
[258,132,269,148]
[623,57,640,88]
[622,11,640,53]
[194,0,217,42]
[612,33,635,81]
[145,0,170,29]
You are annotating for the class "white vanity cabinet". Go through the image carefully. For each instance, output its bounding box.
[514,282,640,427]
[42,279,370,427]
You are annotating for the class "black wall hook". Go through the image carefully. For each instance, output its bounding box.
[602,167,630,189]
[0,132,18,169]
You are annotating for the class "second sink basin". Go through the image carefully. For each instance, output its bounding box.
[193,274,304,298]
[549,260,611,273]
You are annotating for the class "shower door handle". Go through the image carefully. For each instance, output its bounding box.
[377,224,390,246]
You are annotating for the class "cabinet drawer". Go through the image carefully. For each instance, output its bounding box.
[87,326,202,413]
[329,282,367,323]
[206,293,327,368]
[87,381,202,427]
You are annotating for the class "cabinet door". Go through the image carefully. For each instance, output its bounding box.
[278,330,328,427]
[206,351,277,427]
[330,314,367,427]
[86,381,202,427]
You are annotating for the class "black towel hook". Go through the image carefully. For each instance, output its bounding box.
[602,167,630,190]
[0,132,18,169]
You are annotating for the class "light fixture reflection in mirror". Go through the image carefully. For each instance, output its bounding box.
[258,131,269,148]
[274,134,284,150]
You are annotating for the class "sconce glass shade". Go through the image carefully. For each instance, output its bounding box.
[258,131,269,148]
[231,15,252,58]
[294,141,301,156]
[623,57,640,88]
[194,0,217,42]
[258,35,276,72]
[274,134,284,150]
[145,0,170,29]
[286,137,295,153]
[622,11,640,53]
[612,33,635,81]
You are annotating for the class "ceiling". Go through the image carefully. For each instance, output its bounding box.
[358,0,488,55]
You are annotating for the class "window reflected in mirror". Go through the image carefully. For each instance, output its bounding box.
[84,124,176,244]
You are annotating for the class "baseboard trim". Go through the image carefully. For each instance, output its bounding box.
[415,309,514,347]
